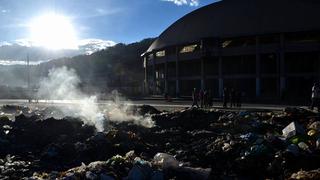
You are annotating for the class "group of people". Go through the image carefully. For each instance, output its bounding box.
[223,87,242,108]
[191,88,213,108]
[191,87,242,108]
[176,82,320,110]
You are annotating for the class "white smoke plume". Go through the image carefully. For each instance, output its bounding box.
[104,91,155,128]
[37,66,154,131]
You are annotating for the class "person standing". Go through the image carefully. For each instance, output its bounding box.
[192,88,199,108]
[311,83,320,111]
[164,92,168,101]
[199,89,204,108]
[223,87,229,108]
[206,90,212,108]
[229,88,236,108]
[236,90,242,108]
[203,90,208,108]
[208,90,213,107]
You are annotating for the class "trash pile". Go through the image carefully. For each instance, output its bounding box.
[0,105,320,179]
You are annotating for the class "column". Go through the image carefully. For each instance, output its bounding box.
[218,56,223,97]
[175,47,180,97]
[279,34,286,97]
[144,56,149,94]
[152,54,156,95]
[255,36,261,98]
[164,58,168,93]
[318,53,320,80]
[201,58,205,90]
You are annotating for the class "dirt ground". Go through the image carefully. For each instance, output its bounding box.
[0,105,320,179]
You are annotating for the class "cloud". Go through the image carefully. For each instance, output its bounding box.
[95,8,124,16]
[0,38,116,64]
[0,23,28,29]
[0,6,10,14]
[0,41,11,46]
[78,39,116,55]
[162,0,200,6]
[14,38,33,47]
[190,0,199,6]
[0,60,46,66]
[96,8,108,15]
[1,9,10,13]
[74,8,124,19]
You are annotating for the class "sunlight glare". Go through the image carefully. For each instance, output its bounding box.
[29,14,78,50]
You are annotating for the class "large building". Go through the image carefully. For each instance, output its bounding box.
[142,0,320,102]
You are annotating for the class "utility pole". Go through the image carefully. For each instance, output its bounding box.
[27,54,31,103]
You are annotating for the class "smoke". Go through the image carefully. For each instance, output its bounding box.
[104,91,155,128]
[37,66,154,131]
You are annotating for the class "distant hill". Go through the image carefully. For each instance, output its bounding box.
[0,38,155,96]
[0,45,78,63]
[38,38,155,93]
[0,39,116,65]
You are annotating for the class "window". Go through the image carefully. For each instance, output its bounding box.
[221,37,255,48]
[222,40,232,48]
[156,50,165,57]
[148,53,154,59]
[180,60,201,76]
[260,53,277,74]
[222,55,256,74]
[286,31,320,43]
[285,52,319,73]
[260,34,280,44]
[180,44,198,53]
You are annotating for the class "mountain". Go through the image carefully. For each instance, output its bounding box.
[37,38,155,96]
[0,45,78,64]
[0,39,116,65]
[0,38,155,97]
[38,38,155,87]
[78,39,116,55]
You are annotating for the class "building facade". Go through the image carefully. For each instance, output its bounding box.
[142,0,320,102]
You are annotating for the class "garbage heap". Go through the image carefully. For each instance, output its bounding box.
[0,105,320,179]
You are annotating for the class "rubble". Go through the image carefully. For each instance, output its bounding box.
[0,105,320,179]
[131,105,161,116]
[282,121,305,139]
[290,168,320,180]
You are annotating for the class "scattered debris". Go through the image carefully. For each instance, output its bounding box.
[0,105,320,179]
[290,168,320,180]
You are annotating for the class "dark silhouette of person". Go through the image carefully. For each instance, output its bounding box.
[199,89,204,108]
[236,90,242,108]
[192,88,199,108]
[229,88,236,108]
[281,88,287,102]
[311,83,320,111]
[164,92,168,101]
[164,92,172,102]
[203,90,208,108]
[207,90,212,108]
[223,87,229,108]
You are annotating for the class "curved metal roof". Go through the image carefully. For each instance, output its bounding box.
[146,0,320,53]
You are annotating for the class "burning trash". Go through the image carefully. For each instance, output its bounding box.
[1,66,320,179]
[0,105,320,179]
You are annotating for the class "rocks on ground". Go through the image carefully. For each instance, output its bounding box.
[0,105,320,179]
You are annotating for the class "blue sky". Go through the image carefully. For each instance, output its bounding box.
[0,0,217,45]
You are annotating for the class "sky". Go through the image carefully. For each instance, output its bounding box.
[0,0,218,47]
